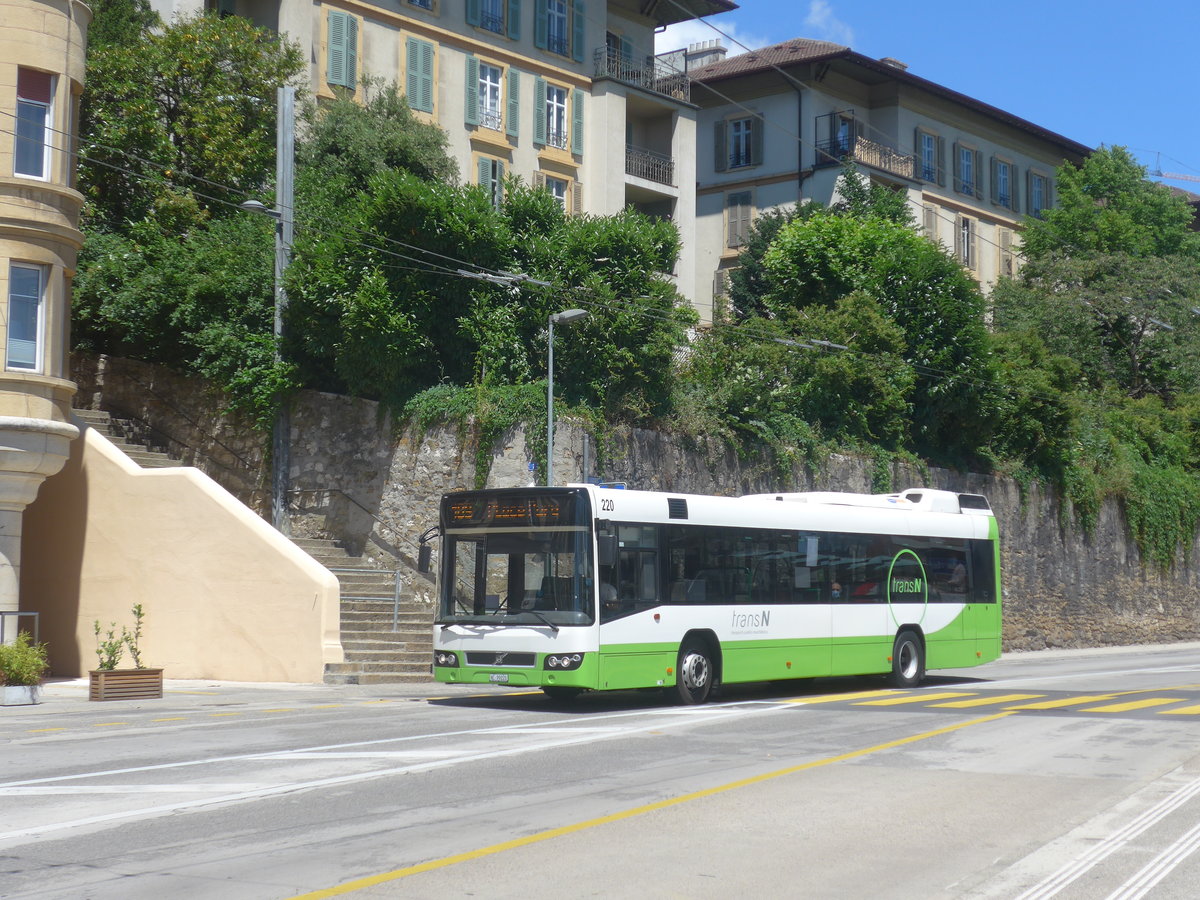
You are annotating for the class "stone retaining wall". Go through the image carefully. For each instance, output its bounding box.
[73,354,1200,650]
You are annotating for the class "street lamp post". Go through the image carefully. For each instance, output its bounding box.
[239,85,294,532]
[546,308,589,486]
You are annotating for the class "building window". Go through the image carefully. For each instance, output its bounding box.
[992,158,1018,212]
[546,175,567,207]
[546,84,567,148]
[726,191,753,248]
[923,204,938,240]
[999,228,1016,277]
[406,37,435,113]
[1029,171,1050,218]
[409,0,433,8]
[954,143,982,198]
[15,69,54,179]
[479,63,502,129]
[546,0,569,55]
[327,11,358,91]
[915,129,943,184]
[7,264,44,372]
[478,157,505,209]
[481,0,504,30]
[955,215,976,270]
[715,117,761,172]
[467,0,517,37]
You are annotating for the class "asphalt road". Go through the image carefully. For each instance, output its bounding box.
[2,643,1199,899]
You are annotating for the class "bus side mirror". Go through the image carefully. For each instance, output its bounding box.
[597,533,617,568]
[418,544,432,574]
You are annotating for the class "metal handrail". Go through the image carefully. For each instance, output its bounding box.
[625,144,675,186]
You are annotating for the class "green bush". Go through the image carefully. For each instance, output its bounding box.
[0,633,50,686]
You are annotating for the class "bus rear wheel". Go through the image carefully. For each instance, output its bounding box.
[671,640,715,705]
[891,630,925,688]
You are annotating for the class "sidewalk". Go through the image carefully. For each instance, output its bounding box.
[1,675,496,721]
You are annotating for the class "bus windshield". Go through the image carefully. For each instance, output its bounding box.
[437,489,595,627]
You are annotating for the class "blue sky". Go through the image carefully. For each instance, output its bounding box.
[658,0,1200,188]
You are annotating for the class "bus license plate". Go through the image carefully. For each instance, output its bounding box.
[489,673,509,683]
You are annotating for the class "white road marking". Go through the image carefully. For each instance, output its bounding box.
[1014,773,1200,900]
[1104,817,1200,900]
[0,784,277,795]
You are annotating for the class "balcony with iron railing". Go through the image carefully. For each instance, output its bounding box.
[814,135,916,181]
[594,49,690,102]
[626,144,674,187]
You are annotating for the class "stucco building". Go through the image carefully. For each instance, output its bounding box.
[687,38,1091,323]
[151,0,738,305]
[0,0,89,639]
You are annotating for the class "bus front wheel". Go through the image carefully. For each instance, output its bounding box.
[671,640,715,705]
[891,631,925,688]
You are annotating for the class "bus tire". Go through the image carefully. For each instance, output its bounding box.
[671,639,715,705]
[542,686,582,701]
[891,630,925,688]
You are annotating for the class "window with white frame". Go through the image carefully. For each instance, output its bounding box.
[1029,171,1050,218]
[545,84,568,149]
[15,68,54,179]
[480,0,505,32]
[7,263,44,372]
[958,144,975,195]
[546,175,568,207]
[478,157,505,209]
[992,158,1018,212]
[729,117,754,168]
[955,214,976,270]
[546,0,569,56]
[479,63,503,130]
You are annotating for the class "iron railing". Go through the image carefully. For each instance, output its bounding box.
[626,144,674,186]
[815,135,915,180]
[594,49,690,102]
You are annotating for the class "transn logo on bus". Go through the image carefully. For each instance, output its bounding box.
[732,610,771,629]
[891,577,923,594]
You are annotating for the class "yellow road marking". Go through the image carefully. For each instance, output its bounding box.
[1006,694,1121,710]
[92,722,128,727]
[930,693,1045,708]
[27,727,65,733]
[286,711,1014,899]
[152,717,187,722]
[262,708,295,713]
[855,692,976,706]
[1080,698,1185,713]
[1159,704,1200,716]
[312,705,342,709]
[785,690,898,704]
[209,712,242,718]
[361,700,392,705]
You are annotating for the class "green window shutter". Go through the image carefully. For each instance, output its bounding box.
[533,76,546,145]
[1010,166,1019,213]
[974,150,983,199]
[714,120,727,172]
[496,161,505,206]
[952,141,962,192]
[572,0,585,62]
[406,38,421,107]
[990,156,998,204]
[465,56,479,125]
[571,88,584,156]
[478,156,491,188]
[936,136,946,186]
[534,0,547,49]
[346,16,358,90]
[328,11,347,87]
[466,0,481,26]
[506,68,520,138]
[419,40,434,113]
[913,127,923,178]
[507,0,521,40]
[750,116,763,166]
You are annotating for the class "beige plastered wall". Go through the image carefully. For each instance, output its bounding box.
[20,420,343,681]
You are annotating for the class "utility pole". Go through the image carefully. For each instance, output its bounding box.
[272,85,295,533]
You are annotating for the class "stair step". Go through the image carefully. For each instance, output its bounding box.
[323,672,434,685]
[325,660,432,674]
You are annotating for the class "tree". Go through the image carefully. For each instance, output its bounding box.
[760,208,997,461]
[85,0,158,53]
[1020,146,1200,263]
[80,13,304,229]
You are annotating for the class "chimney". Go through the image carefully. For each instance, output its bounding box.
[686,39,728,70]
[879,57,909,71]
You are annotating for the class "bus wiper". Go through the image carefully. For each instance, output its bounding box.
[522,610,559,633]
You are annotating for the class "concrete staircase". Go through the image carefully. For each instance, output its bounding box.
[73,408,184,468]
[293,537,433,685]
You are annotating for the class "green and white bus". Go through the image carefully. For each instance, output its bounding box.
[428,485,1001,703]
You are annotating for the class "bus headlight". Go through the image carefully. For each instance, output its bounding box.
[543,653,584,671]
[434,651,459,668]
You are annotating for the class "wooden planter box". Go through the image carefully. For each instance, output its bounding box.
[89,668,163,701]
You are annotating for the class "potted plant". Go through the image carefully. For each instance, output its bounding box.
[89,604,163,701]
[0,631,50,706]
